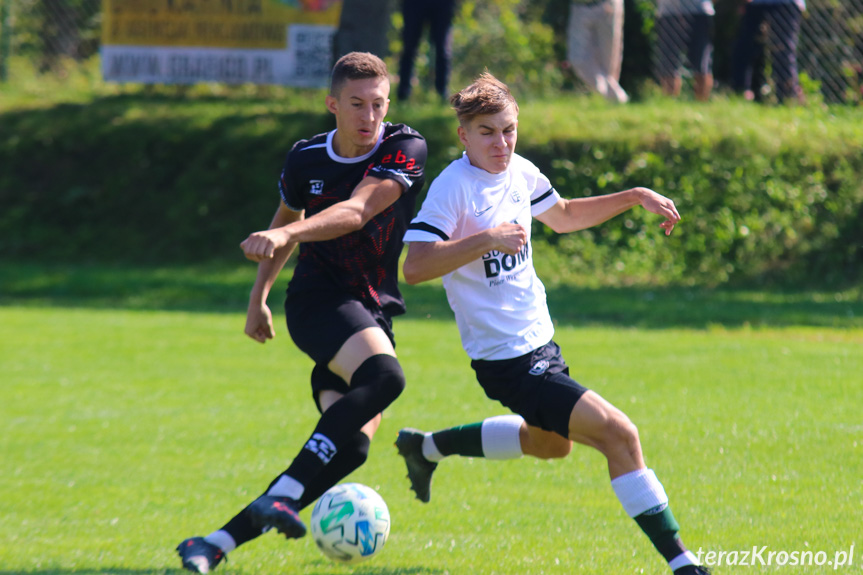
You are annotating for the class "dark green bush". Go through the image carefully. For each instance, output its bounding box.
[1,94,861,289]
[532,137,863,287]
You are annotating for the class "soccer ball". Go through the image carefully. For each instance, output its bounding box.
[310,483,391,564]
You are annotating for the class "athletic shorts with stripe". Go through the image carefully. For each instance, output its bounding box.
[471,340,588,438]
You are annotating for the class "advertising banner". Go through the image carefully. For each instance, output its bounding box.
[101,0,341,86]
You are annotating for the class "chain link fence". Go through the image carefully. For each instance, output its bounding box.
[652,0,863,104]
[799,0,863,103]
[0,0,100,77]
[1,0,861,103]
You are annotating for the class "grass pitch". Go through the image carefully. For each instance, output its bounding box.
[1,270,861,574]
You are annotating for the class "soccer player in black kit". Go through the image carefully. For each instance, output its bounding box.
[176,51,427,573]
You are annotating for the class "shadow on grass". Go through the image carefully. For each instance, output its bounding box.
[0,261,255,313]
[544,283,862,329]
[2,262,860,329]
[401,280,863,329]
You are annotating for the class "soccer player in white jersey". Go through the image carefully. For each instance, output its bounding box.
[396,72,710,575]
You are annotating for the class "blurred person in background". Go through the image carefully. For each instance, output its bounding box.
[655,0,715,101]
[334,0,394,60]
[567,0,629,103]
[732,0,806,103]
[397,0,457,101]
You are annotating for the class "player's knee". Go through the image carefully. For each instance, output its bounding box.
[352,354,405,404]
[523,426,572,460]
[585,407,640,456]
[375,356,406,402]
[550,440,573,459]
[533,440,572,460]
[604,412,640,454]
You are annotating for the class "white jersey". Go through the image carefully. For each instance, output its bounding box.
[404,153,560,360]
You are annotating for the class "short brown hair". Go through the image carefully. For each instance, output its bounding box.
[330,52,389,96]
[450,72,519,125]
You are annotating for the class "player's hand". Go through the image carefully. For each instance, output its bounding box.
[245,303,275,343]
[489,222,527,255]
[240,228,291,262]
[636,188,681,236]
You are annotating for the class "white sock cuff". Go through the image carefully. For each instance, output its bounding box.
[422,433,445,462]
[481,415,524,460]
[610,468,669,518]
[267,474,304,500]
[204,530,236,554]
[669,550,699,571]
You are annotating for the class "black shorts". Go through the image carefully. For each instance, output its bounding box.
[285,289,395,410]
[470,341,588,438]
[656,13,714,77]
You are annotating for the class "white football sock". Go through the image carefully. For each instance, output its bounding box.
[610,468,669,517]
[204,530,236,553]
[480,414,524,459]
[266,474,304,500]
[422,433,445,462]
[669,550,700,570]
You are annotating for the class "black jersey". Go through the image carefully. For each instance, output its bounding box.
[278,122,427,317]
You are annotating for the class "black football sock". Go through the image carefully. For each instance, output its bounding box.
[215,431,371,550]
[297,431,371,509]
[277,354,405,495]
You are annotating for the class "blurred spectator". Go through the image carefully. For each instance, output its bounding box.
[732,0,806,103]
[655,0,715,101]
[397,0,457,101]
[567,0,628,103]
[334,0,393,60]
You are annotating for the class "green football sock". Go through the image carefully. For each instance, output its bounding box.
[634,505,688,562]
[430,422,484,457]
[426,415,524,460]
[611,468,697,571]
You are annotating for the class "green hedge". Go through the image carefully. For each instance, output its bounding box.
[1,92,861,288]
[532,137,863,287]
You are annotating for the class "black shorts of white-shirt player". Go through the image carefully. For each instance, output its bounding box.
[285,289,396,413]
[471,340,588,438]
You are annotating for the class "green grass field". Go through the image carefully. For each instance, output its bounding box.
[2,266,861,574]
[3,44,862,574]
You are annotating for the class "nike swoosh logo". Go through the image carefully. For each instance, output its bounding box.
[474,205,493,217]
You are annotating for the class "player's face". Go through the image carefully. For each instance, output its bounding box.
[458,105,518,174]
[326,77,390,158]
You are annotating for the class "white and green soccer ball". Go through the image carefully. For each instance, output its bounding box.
[310,482,391,564]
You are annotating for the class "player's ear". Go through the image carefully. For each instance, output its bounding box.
[457,125,469,148]
[325,94,338,115]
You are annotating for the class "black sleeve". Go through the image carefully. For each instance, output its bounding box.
[368,130,427,195]
[277,142,305,211]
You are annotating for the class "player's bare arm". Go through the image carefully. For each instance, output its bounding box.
[536,187,681,236]
[403,222,527,285]
[244,203,303,343]
[240,176,403,262]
